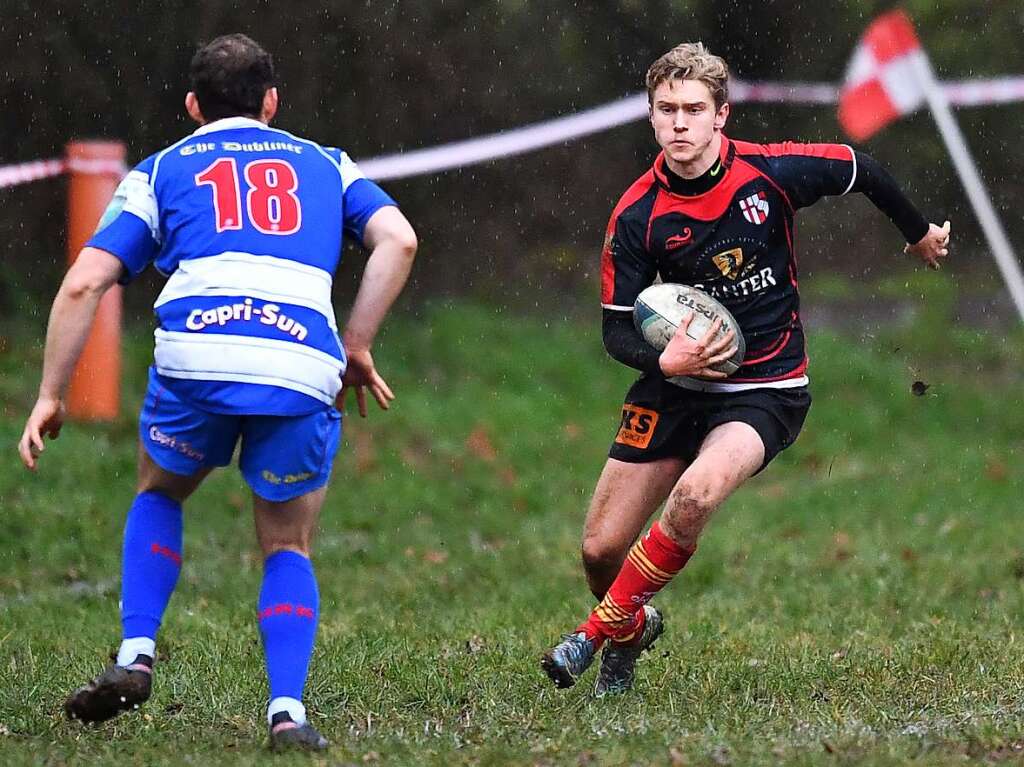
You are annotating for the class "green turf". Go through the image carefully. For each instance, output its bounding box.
[0,293,1022,766]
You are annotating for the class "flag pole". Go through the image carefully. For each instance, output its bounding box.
[908,52,1024,323]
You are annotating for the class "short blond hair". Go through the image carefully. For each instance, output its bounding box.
[646,42,729,109]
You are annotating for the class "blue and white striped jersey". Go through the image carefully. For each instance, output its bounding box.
[88,117,396,415]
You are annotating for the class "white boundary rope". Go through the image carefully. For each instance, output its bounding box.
[3,77,1022,187]
[0,157,126,190]
[360,77,1024,181]
[0,159,67,189]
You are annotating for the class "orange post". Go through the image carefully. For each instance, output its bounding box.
[65,140,126,421]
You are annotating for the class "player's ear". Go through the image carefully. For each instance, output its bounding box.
[185,92,205,125]
[261,87,279,124]
[714,101,730,131]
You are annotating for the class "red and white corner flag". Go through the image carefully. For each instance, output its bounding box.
[838,10,926,141]
[839,10,1024,323]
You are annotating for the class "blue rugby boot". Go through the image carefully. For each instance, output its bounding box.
[594,605,664,697]
[541,632,597,689]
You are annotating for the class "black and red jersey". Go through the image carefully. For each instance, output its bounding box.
[600,135,858,389]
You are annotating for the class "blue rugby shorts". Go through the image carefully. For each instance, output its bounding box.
[138,370,342,502]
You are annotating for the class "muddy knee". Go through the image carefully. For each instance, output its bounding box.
[661,482,717,550]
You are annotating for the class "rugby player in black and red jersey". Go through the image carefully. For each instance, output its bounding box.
[541,42,951,695]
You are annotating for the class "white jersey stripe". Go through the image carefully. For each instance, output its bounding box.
[154,329,344,405]
[155,252,337,329]
[155,369,335,404]
[667,374,809,393]
[117,170,160,242]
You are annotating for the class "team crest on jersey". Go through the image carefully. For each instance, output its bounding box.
[739,191,769,225]
[712,248,744,280]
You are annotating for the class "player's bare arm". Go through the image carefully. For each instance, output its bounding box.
[340,205,418,417]
[657,315,737,379]
[18,247,123,470]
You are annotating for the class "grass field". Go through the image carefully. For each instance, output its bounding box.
[1,287,1023,766]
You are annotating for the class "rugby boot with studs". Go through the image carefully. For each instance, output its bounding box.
[64,654,153,722]
[269,712,329,751]
[541,632,597,688]
[594,605,664,696]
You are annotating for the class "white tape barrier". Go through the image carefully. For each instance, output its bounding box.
[3,77,1023,187]
[944,77,1024,106]
[361,94,650,181]
[0,158,67,189]
[360,76,1024,181]
[0,157,125,190]
[731,80,838,105]
[65,157,128,176]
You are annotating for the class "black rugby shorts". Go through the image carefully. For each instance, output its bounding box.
[608,374,811,471]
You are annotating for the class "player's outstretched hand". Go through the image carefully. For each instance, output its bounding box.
[658,314,738,379]
[905,220,951,270]
[339,347,395,418]
[18,396,65,470]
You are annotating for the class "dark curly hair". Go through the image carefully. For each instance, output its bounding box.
[189,34,275,121]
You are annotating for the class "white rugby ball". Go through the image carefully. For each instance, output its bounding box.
[633,283,745,375]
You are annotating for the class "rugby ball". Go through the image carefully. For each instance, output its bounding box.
[633,283,745,375]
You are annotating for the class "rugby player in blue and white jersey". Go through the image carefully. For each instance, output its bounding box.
[18,34,417,750]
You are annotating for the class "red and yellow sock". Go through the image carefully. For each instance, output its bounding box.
[576,520,693,644]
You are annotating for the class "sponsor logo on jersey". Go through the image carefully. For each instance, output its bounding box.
[615,404,659,449]
[665,228,694,250]
[694,267,778,300]
[739,191,769,225]
[712,247,744,280]
[180,140,304,156]
[185,298,308,341]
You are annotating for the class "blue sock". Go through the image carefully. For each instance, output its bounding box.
[259,551,319,708]
[120,491,184,642]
